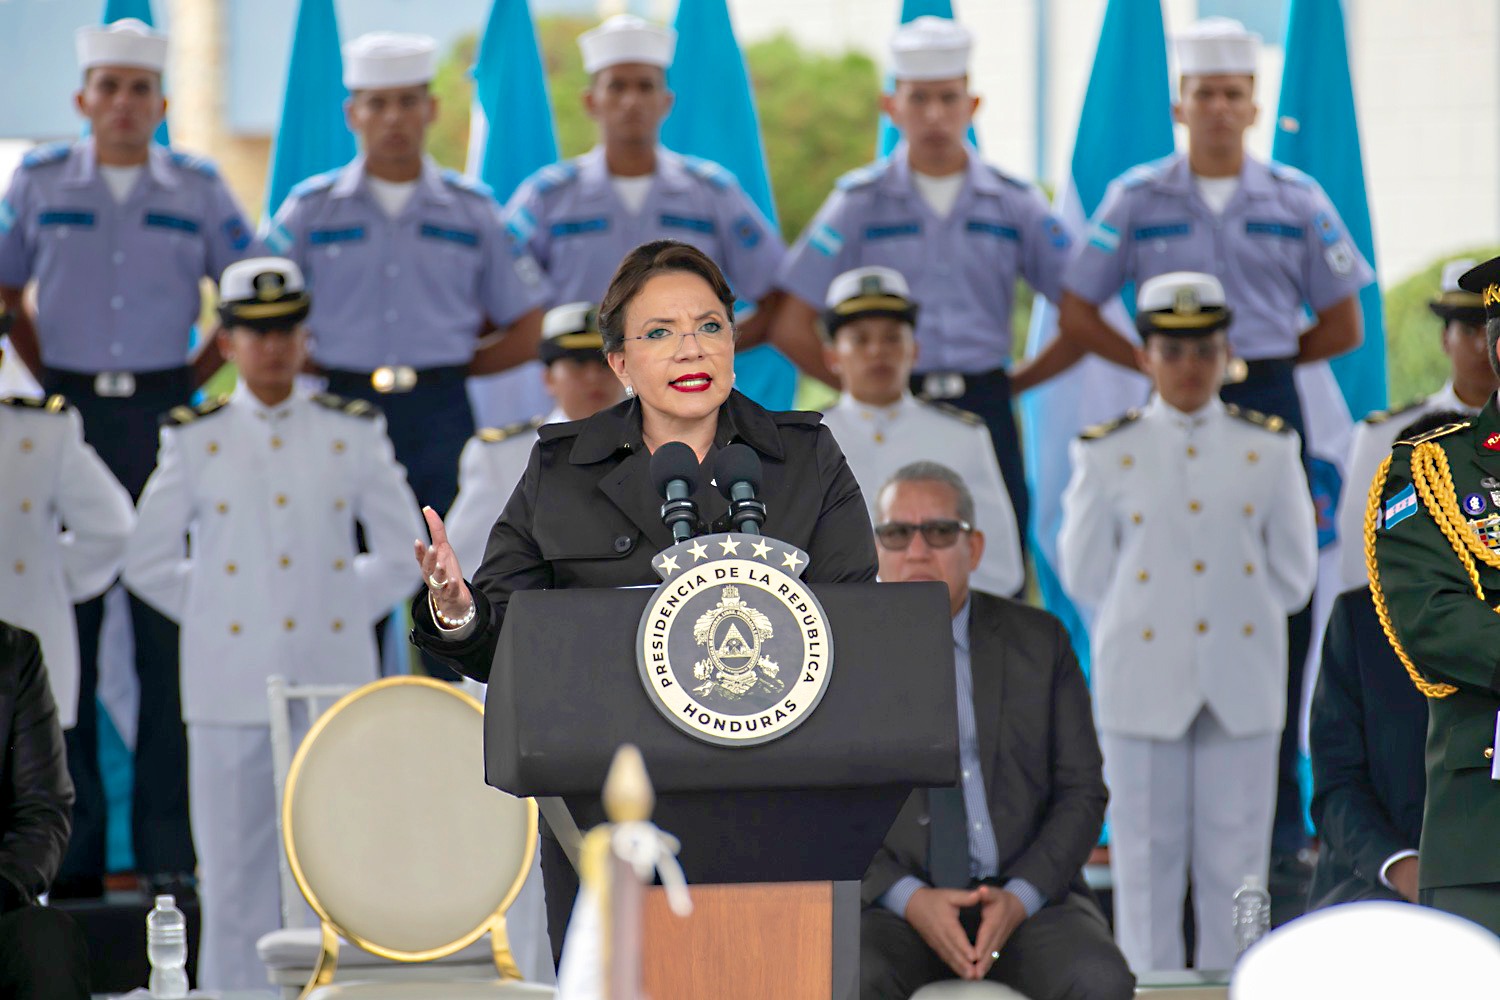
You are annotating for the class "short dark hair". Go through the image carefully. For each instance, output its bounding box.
[878,461,977,526]
[1487,318,1500,381]
[597,240,736,354]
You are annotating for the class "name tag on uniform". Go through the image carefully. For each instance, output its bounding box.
[94,372,136,398]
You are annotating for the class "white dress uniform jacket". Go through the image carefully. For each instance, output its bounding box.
[444,408,560,573]
[1059,395,1318,740]
[1335,382,1481,590]
[0,395,134,727]
[124,383,422,725]
[822,392,1023,596]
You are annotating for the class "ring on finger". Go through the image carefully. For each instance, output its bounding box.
[428,572,447,589]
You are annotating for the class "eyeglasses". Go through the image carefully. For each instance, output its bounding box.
[623,321,733,354]
[874,519,972,551]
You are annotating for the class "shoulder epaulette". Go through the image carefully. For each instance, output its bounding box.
[920,400,984,427]
[1226,404,1291,434]
[440,168,494,199]
[1079,409,1142,440]
[1267,161,1315,187]
[1395,421,1471,448]
[1,394,69,413]
[21,141,71,170]
[286,169,340,200]
[983,163,1029,190]
[681,155,733,190]
[1119,155,1175,190]
[531,161,579,195]
[835,162,887,192]
[1363,399,1425,426]
[311,393,378,420]
[770,410,824,427]
[161,395,228,427]
[168,150,220,179]
[477,415,546,444]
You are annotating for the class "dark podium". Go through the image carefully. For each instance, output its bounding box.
[484,580,958,1000]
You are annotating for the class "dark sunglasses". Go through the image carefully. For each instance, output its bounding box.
[874,518,972,551]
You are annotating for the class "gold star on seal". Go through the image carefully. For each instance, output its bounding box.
[688,540,709,561]
[719,537,742,556]
[751,539,772,559]
[657,554,680,574]
[781,550,804,572]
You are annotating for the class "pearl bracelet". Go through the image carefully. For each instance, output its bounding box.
[430,591,476,631]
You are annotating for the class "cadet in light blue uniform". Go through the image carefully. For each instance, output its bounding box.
[0,18,253,899]
[774,16,1072,550]
[1060,18,1372,444]
[502,14,784,424]
[1059,18,1373,874]
[261,32,547,518]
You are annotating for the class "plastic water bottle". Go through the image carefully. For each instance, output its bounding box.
[146,894,189,998]
[1231,874,1271,957]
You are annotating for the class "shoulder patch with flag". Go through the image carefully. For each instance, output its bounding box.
[1087,221,1120,253]
[1382,483,1418,530]
[808,222,845,257]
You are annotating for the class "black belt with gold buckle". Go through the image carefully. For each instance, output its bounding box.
[323,365,467,396]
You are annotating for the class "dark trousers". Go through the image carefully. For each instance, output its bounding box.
[0,907,91,999]
[328,373,474,680]
[860,893,1134,1000]
[911,368,1028,570]
[1221,360,1314,855]
[1420,883,1500,936]
[541,829,576,970]
[45,369,196,881]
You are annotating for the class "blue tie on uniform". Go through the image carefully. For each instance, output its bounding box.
[927,785,971,889]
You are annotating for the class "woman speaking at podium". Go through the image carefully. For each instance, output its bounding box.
[408,240,877,957]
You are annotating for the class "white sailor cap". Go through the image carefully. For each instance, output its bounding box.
[1175,17,1260,77]
[342,32,437,91]
[538,302,604,363]
[1230,901,1500,999]
[823,266,918,337]
[76,18,168,74]
[1136,271,1231,336]
[578,15,676,75]
[218,257,310,330]
[890,16,972,82]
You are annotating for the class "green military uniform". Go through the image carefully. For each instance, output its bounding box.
[1370,255,1500,934]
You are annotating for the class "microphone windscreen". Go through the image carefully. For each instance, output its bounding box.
[649,441,700,498]
[713,442,762,499]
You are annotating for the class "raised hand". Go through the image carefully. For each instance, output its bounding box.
[414,506,474,625]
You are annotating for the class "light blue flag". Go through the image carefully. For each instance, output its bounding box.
[876,0,976,158]
[1273,0,1386,421]
[468,0,557,204]
[1019,0,1173,674]
[463,0,561,431]
[264,0,353,217]
[661,0,796,411]
[99,0,169,145]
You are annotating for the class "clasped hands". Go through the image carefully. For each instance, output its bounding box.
[413,506,475,625]
[904,884,1026,981]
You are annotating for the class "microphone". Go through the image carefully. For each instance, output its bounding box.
[650,441,702,544]
[713,443,767,535]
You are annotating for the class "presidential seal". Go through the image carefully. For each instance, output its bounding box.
[636,532,834,746]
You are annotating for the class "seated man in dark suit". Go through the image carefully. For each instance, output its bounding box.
[862,461,1133,1000]
[0,620,89,999]
[1305,412,1462,910]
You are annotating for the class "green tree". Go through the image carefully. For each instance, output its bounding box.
[1382,248,1500,407]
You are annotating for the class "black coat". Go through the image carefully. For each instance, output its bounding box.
[413,391,879,680]
[0,622,73,912]
[863,591,1108,909]
[1307,587,1427,909]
